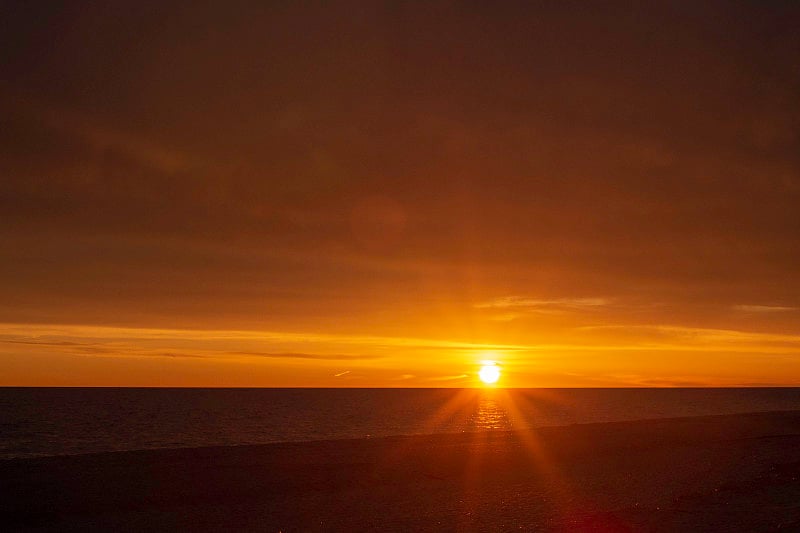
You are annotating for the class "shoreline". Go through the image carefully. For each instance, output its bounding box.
[5,408,800,463]
[3,411,800,531]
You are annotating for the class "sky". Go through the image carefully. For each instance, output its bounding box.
[1,1,799,387]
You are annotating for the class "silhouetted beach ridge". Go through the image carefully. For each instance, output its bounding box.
[3,411,800,531]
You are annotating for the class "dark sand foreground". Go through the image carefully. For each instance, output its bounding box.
[3,411,800,532]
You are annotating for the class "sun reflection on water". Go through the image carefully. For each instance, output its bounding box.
[472,391,512,431]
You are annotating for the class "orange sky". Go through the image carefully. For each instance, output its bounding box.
[1,2,799,386]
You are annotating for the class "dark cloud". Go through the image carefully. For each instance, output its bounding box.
[0,0,799,337]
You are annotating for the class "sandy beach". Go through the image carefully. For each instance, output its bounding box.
[3,411,800,531]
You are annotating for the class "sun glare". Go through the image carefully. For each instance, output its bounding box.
[479,362,501,385]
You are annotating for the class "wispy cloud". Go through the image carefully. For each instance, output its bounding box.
[0,337,207,359]
[1,339,100,348]
[0,323,528,352]
[0,324,528,367]
[476,296,610,312]
[733,304,797,313]
[427,374,469,381]
[0,337,381,361]
[226,351,381,360]
[573,324,800,354]
[4,321,800,373]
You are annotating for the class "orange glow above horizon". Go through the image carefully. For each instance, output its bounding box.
[2,322,800,387]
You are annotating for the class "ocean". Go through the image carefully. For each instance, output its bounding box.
[2,387,800,460]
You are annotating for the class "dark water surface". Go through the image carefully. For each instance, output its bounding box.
[2,387,800,459]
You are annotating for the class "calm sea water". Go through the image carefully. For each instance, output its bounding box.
[2,387,800,460]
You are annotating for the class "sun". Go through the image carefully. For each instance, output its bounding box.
[478,361,501,385]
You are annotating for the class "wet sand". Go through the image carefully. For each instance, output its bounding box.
[3,411,800,531]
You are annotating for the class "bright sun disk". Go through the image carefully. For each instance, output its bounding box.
[478,362,501,385]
